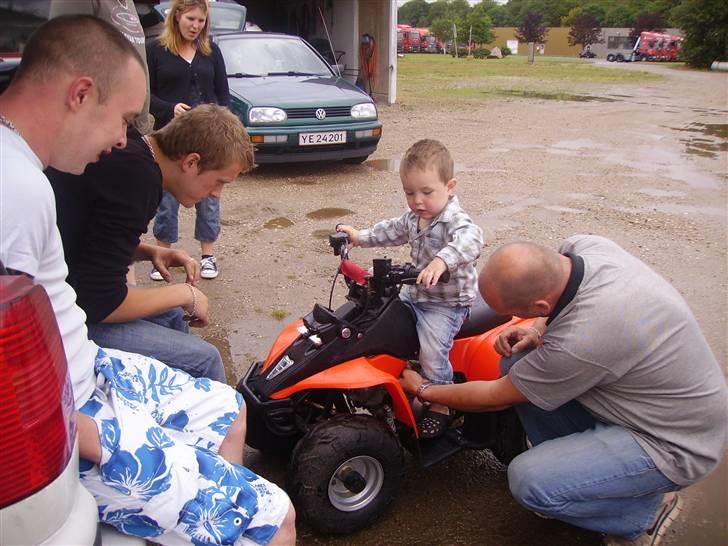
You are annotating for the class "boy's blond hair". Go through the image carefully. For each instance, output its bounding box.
[159,0,212,57]
[153,104,254,173]
[400,139,454,183]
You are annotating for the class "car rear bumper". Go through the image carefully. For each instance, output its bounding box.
[0,440,97,545]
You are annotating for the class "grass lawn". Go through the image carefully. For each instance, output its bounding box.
[397,54,662,104]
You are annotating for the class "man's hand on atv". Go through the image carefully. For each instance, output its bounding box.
[417,257,448,288]
[336,224,360,247]
[399,368,425,396]
[494,326,541,358]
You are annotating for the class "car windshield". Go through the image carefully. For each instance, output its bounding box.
[219,36,332,77]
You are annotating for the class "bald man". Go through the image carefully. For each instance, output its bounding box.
[401,235,727,545]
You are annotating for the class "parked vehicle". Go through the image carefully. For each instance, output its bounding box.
[218,33,381,164]
[236,232,532,534]
[604,32,636,62]
[631,31,682,62]
[579,45,597,58]
[0,272,144,545]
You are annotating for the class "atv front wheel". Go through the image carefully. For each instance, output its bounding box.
[287,414,404,534]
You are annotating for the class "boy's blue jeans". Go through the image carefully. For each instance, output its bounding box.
[153,191,220,244]
[87,308,226,382]
[400,292,469,385]
[501,352,679,539]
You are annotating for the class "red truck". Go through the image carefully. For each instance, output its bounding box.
[632,31,683,61]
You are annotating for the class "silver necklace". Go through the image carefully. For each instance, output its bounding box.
[142,135,157,161]
[0,113,19,135]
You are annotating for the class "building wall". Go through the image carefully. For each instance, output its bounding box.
[359,0,393,103]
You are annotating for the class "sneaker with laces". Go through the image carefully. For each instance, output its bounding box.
[200,256,219,279]
[149,268,164,281]
[603,493,683,546]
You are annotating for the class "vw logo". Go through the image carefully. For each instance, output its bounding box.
[315,108,327,120]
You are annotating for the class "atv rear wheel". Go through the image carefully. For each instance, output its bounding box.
[492,407,529,465]
[287,414,404,534]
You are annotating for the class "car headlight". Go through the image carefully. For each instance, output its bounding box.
[249,107,287,124]
[351,103,377,119]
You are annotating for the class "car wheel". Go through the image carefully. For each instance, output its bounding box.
[287,414,404,534]
[491,407,529,465]
[606,54,615,62]
[343,155,370,164]
[616,54,625,62]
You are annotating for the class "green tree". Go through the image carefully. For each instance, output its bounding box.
[398,0,430,27]
[516,11,550,43]
[466,4,495,45]
[672,0,728,67]
[604,4,634,27]
[569,14,603,47]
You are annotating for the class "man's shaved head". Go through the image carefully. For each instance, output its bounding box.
[480,242,566,316]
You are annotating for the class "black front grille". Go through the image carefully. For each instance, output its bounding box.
[285,106,351,119]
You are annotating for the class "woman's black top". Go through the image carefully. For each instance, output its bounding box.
[146,38,230,128]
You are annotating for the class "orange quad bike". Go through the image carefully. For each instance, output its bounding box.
[236,232,534,534]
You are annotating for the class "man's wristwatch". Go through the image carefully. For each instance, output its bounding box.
[416,381,432,403]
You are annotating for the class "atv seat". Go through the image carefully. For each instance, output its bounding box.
[455,294,511,339]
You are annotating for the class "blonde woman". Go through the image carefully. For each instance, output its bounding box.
[147,0,229,280]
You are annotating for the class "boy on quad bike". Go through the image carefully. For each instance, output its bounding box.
[337,138,483,439]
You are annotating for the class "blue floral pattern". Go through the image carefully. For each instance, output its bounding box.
[79,349,288,545]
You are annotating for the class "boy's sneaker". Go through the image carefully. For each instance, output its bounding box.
[149,268,164,281]
[603,493,683,546]
[200,256,219,279]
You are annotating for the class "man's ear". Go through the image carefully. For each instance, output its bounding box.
[532,299,552,317]
[67,77,95,112]
[181,153,202,173]
[446,177,457,193]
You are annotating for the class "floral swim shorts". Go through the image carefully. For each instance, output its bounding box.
[79,348,290,545]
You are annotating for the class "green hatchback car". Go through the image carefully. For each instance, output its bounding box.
[216,32,382,164]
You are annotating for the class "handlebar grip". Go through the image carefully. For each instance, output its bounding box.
[400,267,450,285]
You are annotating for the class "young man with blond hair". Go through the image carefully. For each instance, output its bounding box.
[48,104,253,382]
[1,16,295,545]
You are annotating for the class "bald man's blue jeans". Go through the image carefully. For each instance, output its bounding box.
[500,352,678,539]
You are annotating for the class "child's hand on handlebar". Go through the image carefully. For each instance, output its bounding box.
[336,224,360,247]
[417,257,448,288]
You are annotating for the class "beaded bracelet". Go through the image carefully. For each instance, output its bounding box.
[185,283,197,318]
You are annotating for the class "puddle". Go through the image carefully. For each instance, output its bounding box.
[306,207,354,220]
[493,90,618,102]
[367,158,506,175]
[199,329,235,383]
[668,123,728,159]
[637,188,687,198]
[542,205,585,214]
[605,146,722,189]
[264,217,294,229]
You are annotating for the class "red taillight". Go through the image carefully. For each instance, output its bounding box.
[0,276,76,508]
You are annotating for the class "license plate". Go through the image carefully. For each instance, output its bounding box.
[299,131,346,146]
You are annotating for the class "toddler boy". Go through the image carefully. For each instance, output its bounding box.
[338,139,483,439]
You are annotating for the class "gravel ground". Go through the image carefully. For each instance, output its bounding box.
[141,60,727,545]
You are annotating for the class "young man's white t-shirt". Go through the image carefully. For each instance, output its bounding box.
[0,126,97,406]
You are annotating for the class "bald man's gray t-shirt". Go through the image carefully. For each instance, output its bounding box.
[509,235,728,485]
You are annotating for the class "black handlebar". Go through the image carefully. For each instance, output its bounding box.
[329,232,450,286]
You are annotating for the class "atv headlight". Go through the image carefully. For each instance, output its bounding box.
[249,107,287,124]
[351,103,377,119]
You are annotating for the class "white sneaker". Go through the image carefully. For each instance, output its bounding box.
[603,493,683,546]
[200,256,219,279]
[149,268,164,281]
